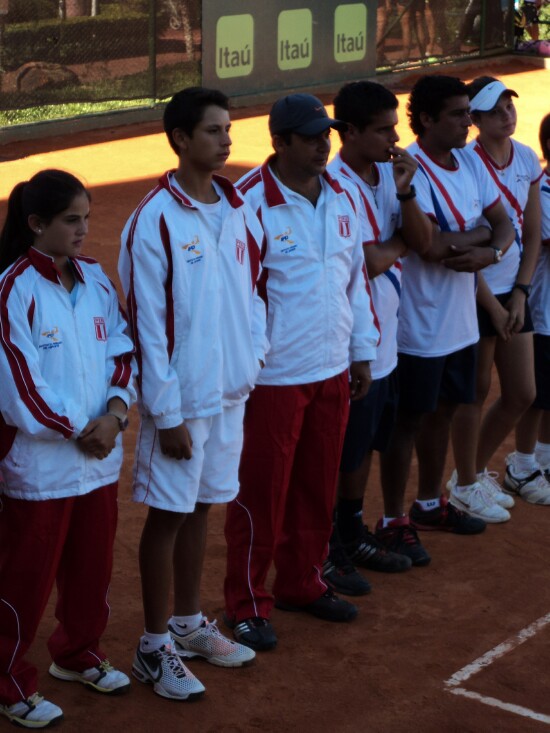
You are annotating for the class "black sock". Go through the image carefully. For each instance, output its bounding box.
[336,498,364,544]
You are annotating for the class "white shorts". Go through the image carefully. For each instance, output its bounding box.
[133,403,245,513]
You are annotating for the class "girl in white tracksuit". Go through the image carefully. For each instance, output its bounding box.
[0,170,135,729]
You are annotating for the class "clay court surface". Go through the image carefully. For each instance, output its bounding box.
[1,59,550,732]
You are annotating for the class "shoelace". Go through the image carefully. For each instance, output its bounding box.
[159,644,188,677]
[396,524,421,546]
[469,483,496,506]
[97,660,114,673]
[326,543,355,573]
[352,526,386,560]
[24,693,44,711]
[481,471,505,495]
[200,619,224,638]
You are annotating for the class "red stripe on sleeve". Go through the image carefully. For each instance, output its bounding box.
[0,261,74,438]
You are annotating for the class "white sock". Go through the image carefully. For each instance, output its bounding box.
[169,613,203,635]
[535,441,550,469]
[416,498,440,510]
[140,630,171,652]
[512,451,538,476]
[454,482,477,497]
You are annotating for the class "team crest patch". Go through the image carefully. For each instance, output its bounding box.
[236,239,245,264]
[274,226,296,254]
[338,215,351,238]
[182,235,203,265]
[94,317,107,341]
[39,326,62,350]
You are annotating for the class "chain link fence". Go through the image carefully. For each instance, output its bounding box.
[0,1,521,129]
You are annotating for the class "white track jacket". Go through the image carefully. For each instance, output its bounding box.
[237,160,379,385]
[0,248,135,500]
[119,172,268,427]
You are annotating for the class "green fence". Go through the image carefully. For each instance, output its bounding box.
[0,0,521,129]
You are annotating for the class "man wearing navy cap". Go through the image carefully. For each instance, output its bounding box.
[223,94,380,651]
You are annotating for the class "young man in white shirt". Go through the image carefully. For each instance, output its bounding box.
[119,87,268,699]
[380,75,515,540]
[324,81,435,592]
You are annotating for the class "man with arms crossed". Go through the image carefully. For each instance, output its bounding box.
[381,75,515,541]
[324,81,436,594]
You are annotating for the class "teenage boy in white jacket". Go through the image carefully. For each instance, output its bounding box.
[223,94,379,652]
[119,87,268,701]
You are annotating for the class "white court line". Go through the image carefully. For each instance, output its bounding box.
[444,612,550,725]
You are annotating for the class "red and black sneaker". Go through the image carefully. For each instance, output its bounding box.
[375,516,431,567]
[345,524,412,572]
[409,494,486,535]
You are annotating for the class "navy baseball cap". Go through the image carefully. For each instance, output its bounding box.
[269,93,346,136]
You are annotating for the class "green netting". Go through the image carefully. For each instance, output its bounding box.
[0,0,522,128]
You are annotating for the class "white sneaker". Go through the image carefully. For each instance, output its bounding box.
[49,659,130,694]
[169,618,256,668]
[0,693,63,728]
[447,469,514,509]
[504,454,550,505]
[477,470,515,509]
[132,642,205,701]
[450,481,511,523]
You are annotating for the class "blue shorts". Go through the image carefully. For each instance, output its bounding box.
[340,369,399,473]
[397,344,478,413]
[533,334,550,411]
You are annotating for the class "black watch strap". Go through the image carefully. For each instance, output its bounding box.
[396,185,416,201]
[513,283,532,298]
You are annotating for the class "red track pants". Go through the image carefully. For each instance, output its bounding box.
[0,483,118,705]
[224,372,350,622]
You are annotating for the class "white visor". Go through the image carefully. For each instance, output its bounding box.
[469,80,518,112]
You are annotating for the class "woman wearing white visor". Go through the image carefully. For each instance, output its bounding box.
[448,76,547,519]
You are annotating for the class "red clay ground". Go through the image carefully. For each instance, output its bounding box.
[2,59,550,733]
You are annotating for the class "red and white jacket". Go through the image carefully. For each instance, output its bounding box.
[119,172,268,427]
[0,248,135,500]
[237,159,379,385]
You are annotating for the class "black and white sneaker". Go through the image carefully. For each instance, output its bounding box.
[322,540,371,596]
[132,642,205,700]
[275,590,358,622]
[224,615,278,652]
[0,693,63,729]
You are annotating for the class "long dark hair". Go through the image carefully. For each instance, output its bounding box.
[0,169,90,273]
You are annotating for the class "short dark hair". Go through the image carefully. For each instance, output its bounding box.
[540,113,550,162]
[333,81,398,141]
[163,86,229,154]
[407,75,468,137]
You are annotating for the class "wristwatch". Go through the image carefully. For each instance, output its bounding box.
[491,247,503,263]
[513,282,532,298]
[107,411,129,432]
[396,185,416,202]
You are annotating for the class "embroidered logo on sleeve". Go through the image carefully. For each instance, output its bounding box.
[39,327,62,350]
[338,215,351,238]
[275,226,296,254]
[94,317,107,341]
[182,235,203,264]
[236,239,245,264]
